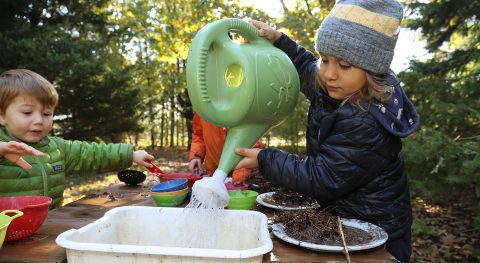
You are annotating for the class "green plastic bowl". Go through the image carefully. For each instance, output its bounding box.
[227,190,258,210]
[151,191,188,207]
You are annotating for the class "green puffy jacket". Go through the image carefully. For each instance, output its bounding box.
[0,128,133,208]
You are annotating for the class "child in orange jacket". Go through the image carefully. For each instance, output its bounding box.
[188,113,263,185]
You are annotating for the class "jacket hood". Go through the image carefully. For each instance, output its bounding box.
[368,71,420,138]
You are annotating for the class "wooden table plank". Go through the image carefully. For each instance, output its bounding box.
[0,184,395,262]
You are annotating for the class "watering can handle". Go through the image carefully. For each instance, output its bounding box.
[0,210,24,220]
[191,18,270,104]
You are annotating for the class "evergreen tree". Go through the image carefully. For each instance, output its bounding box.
[0,0,142,141]
[400,0,480,225]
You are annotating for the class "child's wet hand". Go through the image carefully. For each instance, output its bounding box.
[249,19,281,43]
[0,141,45,170]
[235,148,261,169]
[133,149,154,168]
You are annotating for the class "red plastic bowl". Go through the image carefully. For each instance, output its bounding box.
[154,173,202,188]
[0,196,52,241]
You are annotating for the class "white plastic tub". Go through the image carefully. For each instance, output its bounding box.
[56,206,272,263]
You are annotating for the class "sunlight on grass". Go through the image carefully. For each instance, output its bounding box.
[414,197,445,213]
[62,174,120,206]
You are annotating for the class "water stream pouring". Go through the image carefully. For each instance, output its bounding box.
[186,18,300,208]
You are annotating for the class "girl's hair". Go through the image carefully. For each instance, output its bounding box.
[315,64,393,109]
[0,69,58,113]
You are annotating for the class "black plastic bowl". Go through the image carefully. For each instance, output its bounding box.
[117,170,146,185]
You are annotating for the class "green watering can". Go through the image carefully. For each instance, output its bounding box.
[186,18,300,208]
[0,210,23,248]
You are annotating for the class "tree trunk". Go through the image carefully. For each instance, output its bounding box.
[169,94,175,148]
[160,102,166,148]
[266,132,271,147]
[186,117,193,150]
[149,103,156,149]
[176,88,193,149]
[150,127,156,150]
[179,116,184,147]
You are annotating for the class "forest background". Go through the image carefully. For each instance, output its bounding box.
[0,0,478,262]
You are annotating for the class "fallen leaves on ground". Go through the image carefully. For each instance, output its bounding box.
[411,197,479,262]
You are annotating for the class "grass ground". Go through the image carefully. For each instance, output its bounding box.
[63,148,479,262]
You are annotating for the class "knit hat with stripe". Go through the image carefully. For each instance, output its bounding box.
[315,0,403,74]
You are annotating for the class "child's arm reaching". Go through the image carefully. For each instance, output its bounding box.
[133,149,155,169]
[235,148,262,169]
[0,141,45,170]
[249,19,282,43]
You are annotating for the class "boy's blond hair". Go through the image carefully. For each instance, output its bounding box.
[0,69,58,113]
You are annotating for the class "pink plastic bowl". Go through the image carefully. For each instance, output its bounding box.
[225,182,249,191]
[0,196,52,241]
[155,173,202,188]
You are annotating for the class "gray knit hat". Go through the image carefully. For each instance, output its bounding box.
[315,0,403,74]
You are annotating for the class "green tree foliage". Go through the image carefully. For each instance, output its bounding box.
[107,0,272,147]
[0,0,142,141]
[265,96,309,152]
[262,0,334,148]
[400,0,480,225]
[276,0,334,49]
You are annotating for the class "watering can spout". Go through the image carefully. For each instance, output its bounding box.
[191,123,268,208]
[217,123,269,175]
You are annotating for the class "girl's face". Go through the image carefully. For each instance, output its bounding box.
[0,94,54,143]
[318,54,367,100]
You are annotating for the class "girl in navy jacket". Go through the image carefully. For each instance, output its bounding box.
[235,1,419,262]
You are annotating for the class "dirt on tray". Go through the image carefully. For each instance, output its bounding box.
[274,208,372,246]
[247,170,318,207]
[266,190,318,208]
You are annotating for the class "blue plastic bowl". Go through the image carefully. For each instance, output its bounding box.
[151,179,188,192]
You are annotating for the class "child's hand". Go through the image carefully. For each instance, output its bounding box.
[235,148,262,169]
[249,19,282,43]
[132,150,154,169]
[0,141,45,171]
[189,158,202,172]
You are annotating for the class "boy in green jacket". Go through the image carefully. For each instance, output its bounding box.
[0,69,154,208]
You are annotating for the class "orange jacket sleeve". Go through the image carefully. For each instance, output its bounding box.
[189,113,206,161]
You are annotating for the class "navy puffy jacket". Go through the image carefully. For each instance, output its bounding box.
[257,34,419,240]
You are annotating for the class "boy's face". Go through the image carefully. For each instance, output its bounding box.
[318,54,367,100]
[0,94,54,143]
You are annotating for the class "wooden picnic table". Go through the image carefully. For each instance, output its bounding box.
[0,183,395,262]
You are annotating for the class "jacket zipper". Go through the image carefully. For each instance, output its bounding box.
[36,156,49,196]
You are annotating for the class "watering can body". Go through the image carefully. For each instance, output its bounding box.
[187,18,300,175]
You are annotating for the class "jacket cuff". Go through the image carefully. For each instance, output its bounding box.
[190,155,203,162]
[273,33,289,47]
[274,33,300,58]
[125,144,134,166]
[257,148,272,177]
